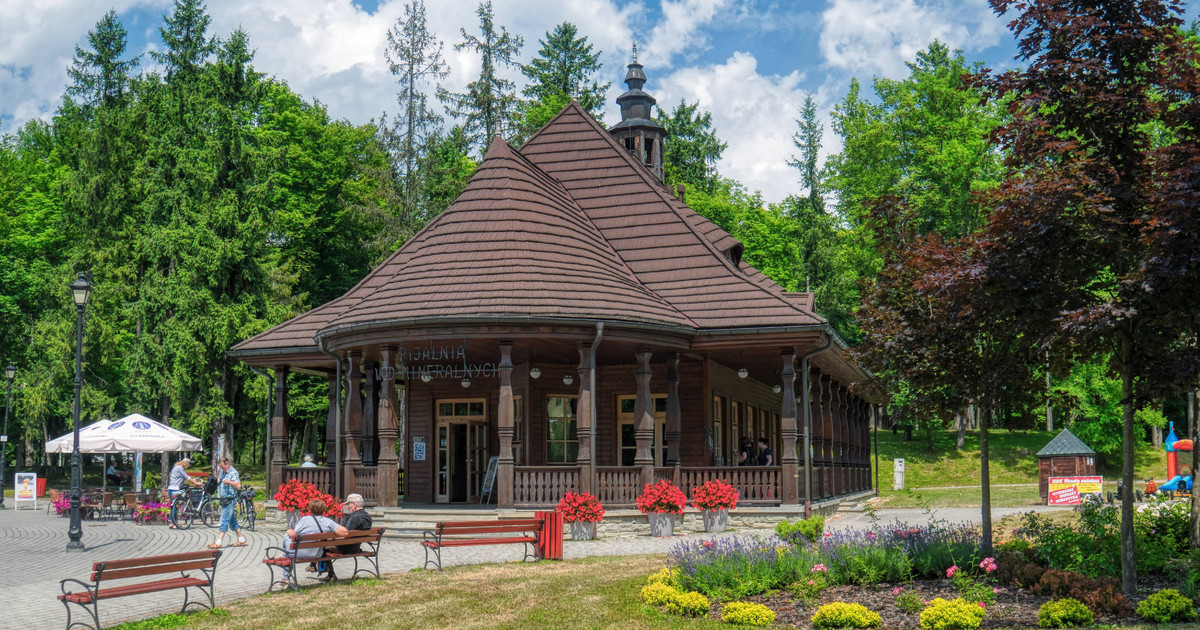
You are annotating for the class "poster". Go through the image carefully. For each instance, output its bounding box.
[15,472,36,501]
[1048,475,1103,505]
[413,436,426,462]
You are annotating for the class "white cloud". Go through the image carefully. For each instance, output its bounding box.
[656,51,808,203]
[819,0,1004,79]
[642,0,733,67]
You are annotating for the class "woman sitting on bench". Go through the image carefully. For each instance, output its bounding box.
[278,498,347,585]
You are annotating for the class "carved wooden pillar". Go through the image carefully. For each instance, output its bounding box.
[576,343,594,494]
[497,341,515,509]
[362,361,378,466]
[376,346,400,507]
[665,354,682,468]
[342,350,363,496]
[269,366,290,496]
[780,348,799,505]
[808,367,822,501]
[633,349,655,488]
[325,372,338,467]
[835,385,848,495]
[851,397,861,491]
[859,398,869,490]
[820,375,834,498]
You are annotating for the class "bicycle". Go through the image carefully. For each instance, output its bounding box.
[200,486,257,530]
[170,477,218,530]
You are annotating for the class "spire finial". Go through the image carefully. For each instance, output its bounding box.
[632,41,638,64]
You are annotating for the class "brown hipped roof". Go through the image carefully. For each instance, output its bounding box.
[231,102,823,356]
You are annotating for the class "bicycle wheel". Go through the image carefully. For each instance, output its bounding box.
[237,497,255,531]
[171,496,193,530]
[200,497,221,528]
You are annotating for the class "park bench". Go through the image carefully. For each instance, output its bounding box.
[421,518,544,570]
[262,527,385,593]
[58,549,220,630]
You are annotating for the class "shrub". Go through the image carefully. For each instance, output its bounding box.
[996,538,1034,559]
[636,480,686,514]
[557,491,604,523]
[665,591,710,617]
[722,602,776,626]
[895,588,923,614]
[812,602,882,629]
[776,515,825,544]
[919,598,985,630]
[1136,589,1197,624]
[993,553,1046,590]
[639,582,678,606]
[1038,598,1094,628]
[646,567,679,587]
[669,536,820,599]
[828,539,913,585]
[692,479,739,511]
[1029,569,1132,617]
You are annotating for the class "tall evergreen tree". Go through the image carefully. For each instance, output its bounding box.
[151,0,216,82]
[655,100,726,194]
[521,22,609,116]
[65,10,139,110]
[437,0,523,152]
[787,95,824,215]
[385,0,448,227]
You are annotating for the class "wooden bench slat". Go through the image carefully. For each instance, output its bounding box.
[92,559,217,582]
[423,537,537,548]
[94,550,218,571]
[434,526,539,536]
[437,519,541,530]
[60,577,208,604]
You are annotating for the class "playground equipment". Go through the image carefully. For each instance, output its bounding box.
[1161,422,1194,495]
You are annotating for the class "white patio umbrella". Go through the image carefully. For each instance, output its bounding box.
[44,420,114,453]
[44,414,201,453]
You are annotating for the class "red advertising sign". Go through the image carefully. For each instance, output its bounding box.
[1047,476,1102,505]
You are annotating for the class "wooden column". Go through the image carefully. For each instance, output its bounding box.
[497,341,515,509]
[665,354,682,468]
[808,367,822,501]
[576,343,594,494]
[342,350,363,496]
[633,349,655,488]
[362,361,378,466]
[325,372,338,466]
[269,366,290,496]
[852,398,862,491]
[780,348,799,505]
[835,384,847,495]
[820,375,834,498]
[376,346,399,506]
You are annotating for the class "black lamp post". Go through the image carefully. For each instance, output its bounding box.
[66,273,90,552]
[0,362,14,509]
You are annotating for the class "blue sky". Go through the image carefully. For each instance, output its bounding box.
[3,0,1194,202]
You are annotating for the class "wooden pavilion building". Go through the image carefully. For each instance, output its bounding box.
[230,59,881,510]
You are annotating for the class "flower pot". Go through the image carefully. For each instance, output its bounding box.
[570,521,596,540]
[702,508,729,533]
[648,512,676,537]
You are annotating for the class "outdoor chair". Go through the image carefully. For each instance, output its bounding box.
[99,492,115,520]
[122,493,138,521]
[46,489,60,515]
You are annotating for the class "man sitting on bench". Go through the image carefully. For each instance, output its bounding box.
[279,498,347,587]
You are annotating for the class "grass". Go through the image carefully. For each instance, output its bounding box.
[869,429,1169,506]
[112,554,1200,630]
[120,555,729,630]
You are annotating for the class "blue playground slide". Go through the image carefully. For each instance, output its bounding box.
[1158,475,1194,492]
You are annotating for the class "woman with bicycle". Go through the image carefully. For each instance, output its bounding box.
[167,457,201,529]
[208,456,248,548]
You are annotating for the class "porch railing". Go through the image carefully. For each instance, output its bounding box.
[679,466,781,504]
[596,466,642,507]
[280,466,334,495]
[513,466,579,507]
[352,466,379,505]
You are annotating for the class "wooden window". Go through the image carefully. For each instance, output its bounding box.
[546,395,578,463]
[617,395,667,466]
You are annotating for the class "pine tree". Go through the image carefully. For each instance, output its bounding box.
[385,0,447,225]
[521,22,610,116]
[151,0,216,82]
[66,10,139,110]
[437,0,523,152]
[787,95,824,215]
[655,100,726,194]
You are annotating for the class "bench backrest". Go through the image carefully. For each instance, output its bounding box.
[291,527,385,551]
[92,550,220,582]
[435,518,544,537]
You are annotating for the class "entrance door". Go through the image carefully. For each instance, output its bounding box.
[435,399,487,503]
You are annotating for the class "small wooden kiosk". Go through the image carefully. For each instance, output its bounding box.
[1037,429,1096,500]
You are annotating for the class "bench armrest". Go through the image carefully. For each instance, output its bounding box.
[263,545,297,561]
[422,529,441,546]
[60,577,96,600]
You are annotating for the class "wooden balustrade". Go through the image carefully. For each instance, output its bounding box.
[280,466,334,495]
[679,466,781,504]
[513,466,579,507]
[353,467,379,505]
[654,467,678,485]
[596,466,642,507]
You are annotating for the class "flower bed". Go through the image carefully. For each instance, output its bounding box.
[272,479,342,517]
[134,502,170,524]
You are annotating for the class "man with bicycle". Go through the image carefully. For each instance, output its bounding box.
[208,456,248,548]
[167,457,201,529]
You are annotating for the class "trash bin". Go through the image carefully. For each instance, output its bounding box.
[37,476,47,497]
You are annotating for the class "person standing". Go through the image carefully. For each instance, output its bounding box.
[737,437,755,466]
[756,437,774,467]
[208,457,247,548]
[167,457,200,529]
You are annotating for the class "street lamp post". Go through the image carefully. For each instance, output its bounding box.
[66,273,90,552]
[0,362,14,509]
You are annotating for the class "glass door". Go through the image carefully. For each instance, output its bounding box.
[435,399,487,503]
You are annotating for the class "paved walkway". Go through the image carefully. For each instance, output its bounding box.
[1,503,1071,629]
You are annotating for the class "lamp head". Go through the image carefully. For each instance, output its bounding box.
[529,367,541,379]
[563,374,574,386]
[461,377,471,388]
[4,363,14,381]
[70,273,91,307]
[737,368,748,379]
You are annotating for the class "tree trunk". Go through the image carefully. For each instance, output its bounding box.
[981,404,992,553]
[300,416,313,461]
[1046,351,1054,431]
[1152,423,1162,449]
[956,408,967,451]
[1118,335,1137,596]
